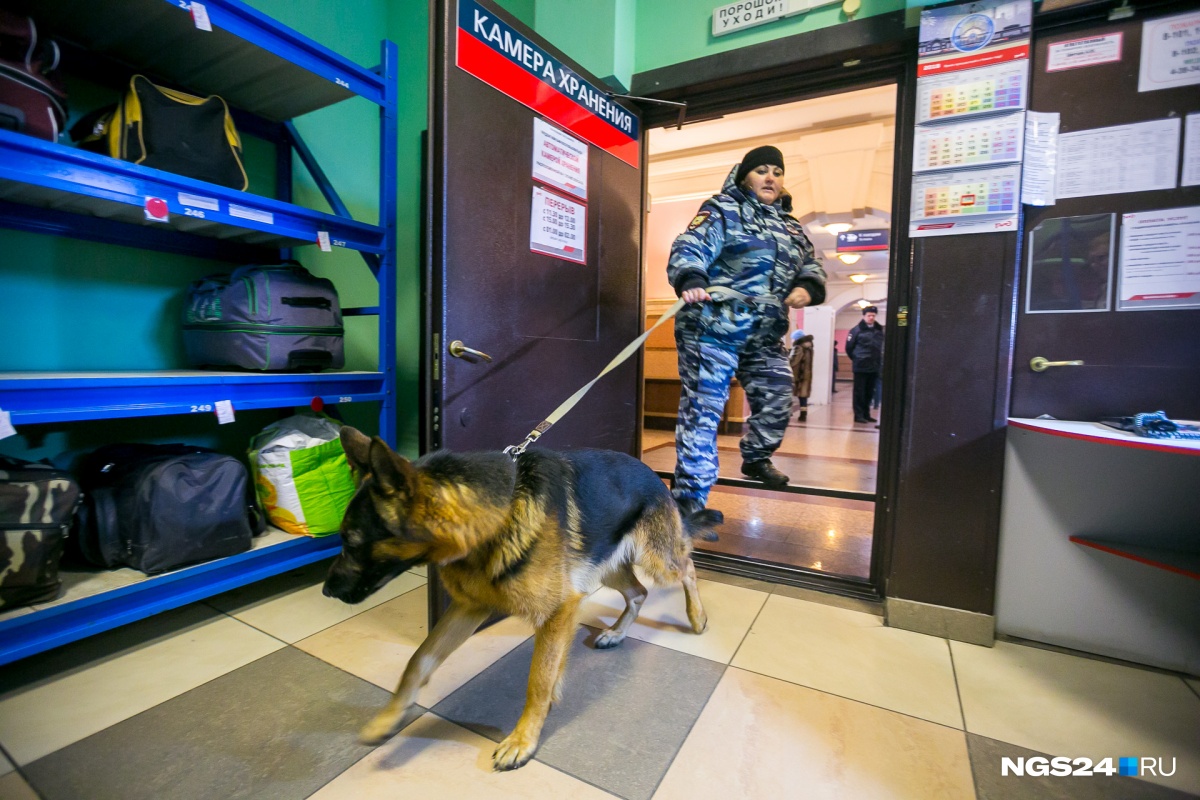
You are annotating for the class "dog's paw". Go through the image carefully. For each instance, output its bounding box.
[593,628,626,649]
[493,730,539,771]
[359,711,405,745]
[689,611,708,635]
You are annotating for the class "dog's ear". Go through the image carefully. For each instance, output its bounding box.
[368,436,417,499]
[340,426,373,473]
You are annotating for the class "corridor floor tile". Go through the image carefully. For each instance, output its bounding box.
[967,732,1200,800]
[731,593,962,728]
[952,640,1200,795]
[206,559,426,643]
[0,772,38,800]
[296,585,534,707]
[0,604,283,765]
[652,667,974,800]
[432,625,725,800]
[577,577,767,663]
[21,648,388,800]
[308,711,618,799]
[0,749,12,776]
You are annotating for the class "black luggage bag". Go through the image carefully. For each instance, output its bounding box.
[0,456,81,609]
[73,444,262,575]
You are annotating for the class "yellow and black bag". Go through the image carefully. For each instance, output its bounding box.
[71,75,248,191]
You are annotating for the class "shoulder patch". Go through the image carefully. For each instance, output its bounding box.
[687,211,711,231]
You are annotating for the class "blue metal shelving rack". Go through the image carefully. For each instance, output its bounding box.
[0,0,398,666]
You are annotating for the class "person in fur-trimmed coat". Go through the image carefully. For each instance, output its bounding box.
[788,329,814,421]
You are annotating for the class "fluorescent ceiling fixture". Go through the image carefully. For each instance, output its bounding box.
[849,273,869,283]
[838,253,862,264]
[824,222,853,234]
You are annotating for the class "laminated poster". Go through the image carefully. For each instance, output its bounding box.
[1118,206,1200,311]
[530,186,586,264]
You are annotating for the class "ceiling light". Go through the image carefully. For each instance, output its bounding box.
[825,222,853,235]
[856,298,871,309]
[849,273,869,283]
[838,253,862,265]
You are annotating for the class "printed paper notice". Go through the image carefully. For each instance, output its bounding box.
[1022,111,1059,206]
[1047,33,1122,71]
[532,118,588,200]
[1118,206,1200,310]
[1057,117,1180,199]
[215,400,235,424]
[914,111,1024,172]
[1183,113,1200,187]
[909,165,1020,237]
[1139,10,1200,92]
[530,187,586,263]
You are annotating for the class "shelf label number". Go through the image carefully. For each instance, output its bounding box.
[339,396,353,403]
[332,239,346,248]
[184,208,206,218]
[336,77,351,89]
[191,404,214,413]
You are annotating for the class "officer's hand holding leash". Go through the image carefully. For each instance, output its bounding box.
[681,287,711,304]
[785,287,812,308]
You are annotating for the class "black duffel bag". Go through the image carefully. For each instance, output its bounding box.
[73,444,263,575]
[0,456,81,609]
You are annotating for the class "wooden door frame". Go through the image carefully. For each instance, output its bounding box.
[632,17,916,602]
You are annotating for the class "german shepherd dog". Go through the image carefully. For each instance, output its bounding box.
[323,427,722,771]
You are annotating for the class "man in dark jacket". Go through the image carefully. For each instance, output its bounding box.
[845,305,883,424]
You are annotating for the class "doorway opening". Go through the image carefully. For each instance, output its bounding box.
[640,84,897,583]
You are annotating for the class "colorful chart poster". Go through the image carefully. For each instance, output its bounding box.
[530,187,586,263]
[910,165,1021,237]
[1056,118,1180,199]
[916,61,1028,124]
[1138,10,1200,93]
[532,118,588,200]
[917,0,1032,77]
[1118,206,1200,310]
[913,111,1024,172]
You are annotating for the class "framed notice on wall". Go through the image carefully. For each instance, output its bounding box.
[530,187,586,264]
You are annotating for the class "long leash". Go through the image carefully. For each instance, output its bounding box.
[503,286,780,459]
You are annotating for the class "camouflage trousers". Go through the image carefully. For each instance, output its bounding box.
[671,329,792,508]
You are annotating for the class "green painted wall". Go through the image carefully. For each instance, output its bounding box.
[0,0,426,466]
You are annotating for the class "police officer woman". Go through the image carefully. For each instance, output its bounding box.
[667,146,827,516]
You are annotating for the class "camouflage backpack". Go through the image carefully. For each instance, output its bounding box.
[0,456,81,609]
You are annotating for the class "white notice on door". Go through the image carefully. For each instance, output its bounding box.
[1047,33,1122,71]
[532,118,588,200]
[1057,118,1180,199]
[1118,206,1200,311]
[530,187,586,264]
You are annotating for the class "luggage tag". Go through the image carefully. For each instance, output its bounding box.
[215,400,235,424]
[317,231,332,252]
[191,2,213,32]
[144,196,170,223]
[0,410,15,441]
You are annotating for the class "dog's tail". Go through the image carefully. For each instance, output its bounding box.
[683,509,722,542]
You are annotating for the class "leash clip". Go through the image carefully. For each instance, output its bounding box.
[503,424,548,460]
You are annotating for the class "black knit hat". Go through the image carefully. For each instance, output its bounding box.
[736,145,785,185]
[862,305,878,314]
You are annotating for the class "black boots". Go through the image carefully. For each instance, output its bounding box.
[741,459,790,488]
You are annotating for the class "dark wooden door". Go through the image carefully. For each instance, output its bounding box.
[1011,10,1200,420]
[427,0,645,456]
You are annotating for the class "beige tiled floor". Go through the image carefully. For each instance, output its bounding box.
[0,604,283,765]
[578,576,768,663]
[295,584,536,708]
[4,563,1198,799]
[732,593,963,728]
[308,712,619,799]
[654,667,976,800]
[953,640,1200,795]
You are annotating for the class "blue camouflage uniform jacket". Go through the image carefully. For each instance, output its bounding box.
[667,165,827,349]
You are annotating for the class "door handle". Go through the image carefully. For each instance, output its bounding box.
[448,340,493,362]
[1030,356,1084,372]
